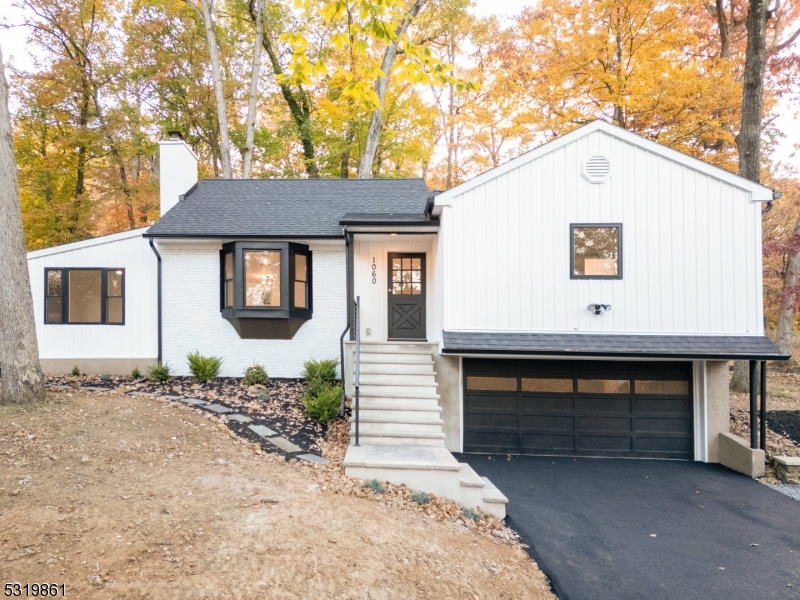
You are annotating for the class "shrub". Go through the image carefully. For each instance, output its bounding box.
[100,373,112,381]
[363,479,385,494]
[71,366,80,376]
[303,385,341,423]
[411,491,431,505]
[186,351,223,382]
[147,363,171,383]
[301,358,338,386]
[243,363,269,386]
[131,367,141,379]
[462,507,482,522]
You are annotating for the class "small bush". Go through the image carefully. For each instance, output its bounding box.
[131,367,141,379]
[243,363,269,386]
[147,363,171,383]
[71,366,80,376]
[301,358,338,386]
[411,491,431,505]
[462,507,482,522]
[186,351,223,382]
[303,385,341,423]
[100,373,112,381]
[363,479,385,494]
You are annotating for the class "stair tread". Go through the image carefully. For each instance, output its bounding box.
[358,404,442,412]
[459,463,487,488]
[480,476,509,504]
[349,430,446,439]
[344,444,460,470]
[350,416,444,425]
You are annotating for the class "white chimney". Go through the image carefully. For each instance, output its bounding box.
[158,132,198,216]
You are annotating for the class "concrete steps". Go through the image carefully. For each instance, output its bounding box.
[343,445,508,518]
[345,341,508,518]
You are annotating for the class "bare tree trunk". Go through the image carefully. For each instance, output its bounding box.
[191,0,232,179]
[0,49,46,405]
[243,0,266,178]
[775,213,800,358]
[358,0,428,179]
[731,0,769,391]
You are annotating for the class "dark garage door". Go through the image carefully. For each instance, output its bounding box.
[463,359,694,459]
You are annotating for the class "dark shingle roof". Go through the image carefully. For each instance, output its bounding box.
[145,178,430,238]
[442,331,789,360]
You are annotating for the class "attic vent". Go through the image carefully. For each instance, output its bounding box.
[582,156,611,184]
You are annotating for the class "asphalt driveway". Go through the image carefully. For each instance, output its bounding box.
[455,455,800,600]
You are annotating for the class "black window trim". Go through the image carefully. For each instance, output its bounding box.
[44,267,126,325]
[569,223,623,280]
[219,241,312,320]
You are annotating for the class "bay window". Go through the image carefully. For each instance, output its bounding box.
[220,242,312,339]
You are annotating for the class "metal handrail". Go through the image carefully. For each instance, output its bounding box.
[338,320,350,417]
[354,296,361,446]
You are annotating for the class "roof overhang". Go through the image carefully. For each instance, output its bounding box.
[441,331,790,361]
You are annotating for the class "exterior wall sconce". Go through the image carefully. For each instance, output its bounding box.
[588,304,611,315]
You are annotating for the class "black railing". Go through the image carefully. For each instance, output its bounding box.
[353,296,361,446]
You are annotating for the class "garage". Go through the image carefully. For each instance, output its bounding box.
[463,358,694,459]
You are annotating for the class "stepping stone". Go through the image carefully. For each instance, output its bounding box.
[248,424,277,438]
[266,436,302,454]
[129,391,158,397]
[205,404,233,414]
[179,397,208,406]
[297,454,329,464]
[158,395,182,400]
[47,385,70,391]
[81,386,110,392]
[227,414,252,424]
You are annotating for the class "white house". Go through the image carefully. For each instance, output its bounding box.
[27,121,786,517]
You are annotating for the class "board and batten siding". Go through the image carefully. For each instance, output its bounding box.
[26,229,159,360]
[439,129,764,335]
[159,240,346,378]
[353,234,440,342]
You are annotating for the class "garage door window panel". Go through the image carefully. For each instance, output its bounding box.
[522,378,573,393]
[466,376,517,392]
[577,379,631,394]
[634,380,690,395]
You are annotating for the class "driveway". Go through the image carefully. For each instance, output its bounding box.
[455,455,800,600]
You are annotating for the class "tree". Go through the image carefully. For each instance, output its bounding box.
[243,0,266,178]
[0,47,46,404]
[185,0,233,178]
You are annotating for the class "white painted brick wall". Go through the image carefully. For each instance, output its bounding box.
[161,243,346,378]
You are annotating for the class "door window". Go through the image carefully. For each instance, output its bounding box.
[391,257,422,295]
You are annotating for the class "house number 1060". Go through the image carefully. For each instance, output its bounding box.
[371,258,377,284]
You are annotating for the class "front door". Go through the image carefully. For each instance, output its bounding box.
[388,253,426,340]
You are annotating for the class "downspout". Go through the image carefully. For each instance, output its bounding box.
[339,229,352,416]
[148,239,163,365]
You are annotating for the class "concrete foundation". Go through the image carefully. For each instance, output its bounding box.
[432,352,460,453]
[719,432,765,478]
[41,358,158,376]
[706,361,731,463]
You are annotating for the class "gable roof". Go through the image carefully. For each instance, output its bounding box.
[145,178,431,239]
[434,120,775,206]
[27,227,148,259]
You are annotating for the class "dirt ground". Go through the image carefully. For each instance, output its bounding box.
[0,391,555,600]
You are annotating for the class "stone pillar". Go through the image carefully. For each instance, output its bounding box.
[706,361,731,463]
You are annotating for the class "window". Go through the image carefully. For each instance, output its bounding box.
[293,252,309,309]
[577,379,631,394]
[571,224,621,279]
[220,242,312,339]
[223,252,234,308]
[44,268,125,325]
[391,257,422,295]
[466,376,517,391]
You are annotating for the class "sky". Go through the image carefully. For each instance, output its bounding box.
[0,0,796,162]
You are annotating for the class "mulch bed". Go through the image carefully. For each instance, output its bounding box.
[766,411,800,447]
[44,374,328,454]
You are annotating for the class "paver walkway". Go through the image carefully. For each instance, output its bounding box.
[455,454,800,600]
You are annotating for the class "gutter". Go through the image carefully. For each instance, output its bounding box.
[148,239,163,364]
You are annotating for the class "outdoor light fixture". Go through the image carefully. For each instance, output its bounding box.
[588,303,611,315]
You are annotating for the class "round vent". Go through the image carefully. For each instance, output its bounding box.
[582,156,611,183]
